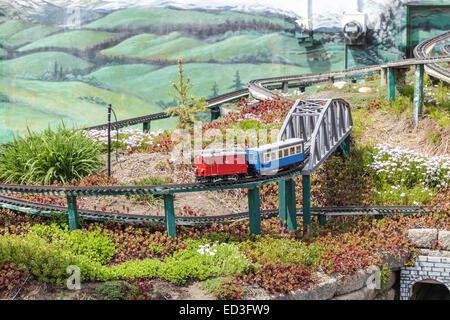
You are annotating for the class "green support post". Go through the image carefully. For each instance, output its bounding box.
[164,194,176,238]
[67,195,80,231]
[248,187,261,235]
[318,213,327,226]
[210,107,220,121]
[143,121,150,132]
[413,64,424,126]
[285,178,297,233]
[338,135,351,157]
[278,179,287,223]
[282,81,289,93]
[388,67,396,102]
[302,175,311,235]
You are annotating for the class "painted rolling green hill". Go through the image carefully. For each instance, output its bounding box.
[0,76,176,136]
[0,48,7,57]
[18,30,117,52]
[178,33,298,62]
[5,24,61,47]
[101,32,205,61]
[88,64,161,100]
[87,8,290,31]
[0,20,35,41]
[89,62,311,102]
[0,52,93,77]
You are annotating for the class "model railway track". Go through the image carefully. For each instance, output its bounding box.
[441,44,450,56]
[0,194,429,226]
[85,88,249,131]
[0,32,449,226]
[413,30,450,83]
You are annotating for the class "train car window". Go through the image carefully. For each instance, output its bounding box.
[271,152,277,161]
[296,145,301,154]
[278,150,283,158]
[264,153,270,163]
[290,147,295,155]
[284,149,289,157]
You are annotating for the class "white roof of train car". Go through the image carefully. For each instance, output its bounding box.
[197,148,246,157]
[247,138,303,153]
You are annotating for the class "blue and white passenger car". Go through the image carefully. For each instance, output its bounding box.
[246,138,305,176]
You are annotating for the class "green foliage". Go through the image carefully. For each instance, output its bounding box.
[388,96,412,116]
[200,276,246,300]
[161,240,250,284]
[0,123,103,184]
[31,223,116,265]
[0,233,248,285]
[239,236,325,268]
[165,58,209,129]
[0,232,106,283]
[95,281,139,300]
[127,176,171,205]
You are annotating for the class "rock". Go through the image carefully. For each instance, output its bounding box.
[333,286,376,300]
[419,249,450,258]
[335,269,372,295]
[438,230,450,250]
[379,251,411,270]
[333,81,347,89]
[375,288,396,300]
[273,278,337,300]
[358,87,372,93]
[407,228,438,248]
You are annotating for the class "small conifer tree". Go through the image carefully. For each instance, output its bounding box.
[165,58,208,129]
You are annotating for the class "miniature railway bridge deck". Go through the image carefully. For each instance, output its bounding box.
[0,32,448,237]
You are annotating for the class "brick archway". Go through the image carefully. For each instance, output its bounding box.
[400,256,450,300]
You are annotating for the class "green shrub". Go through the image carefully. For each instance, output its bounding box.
[127,176,171,205]
[95,281,139,300]
[31,223,116,264]
[0,232,107,283]
[0,123,103,184]
[0,234,248,284]
[239,236,326,268]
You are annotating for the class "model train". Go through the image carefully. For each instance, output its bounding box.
[195,138,305,182]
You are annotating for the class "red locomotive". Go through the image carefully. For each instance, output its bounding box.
[194,149,247,182]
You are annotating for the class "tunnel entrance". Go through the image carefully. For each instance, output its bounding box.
[410,281,450,300]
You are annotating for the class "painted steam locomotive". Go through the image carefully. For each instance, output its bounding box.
[195,138,305,182]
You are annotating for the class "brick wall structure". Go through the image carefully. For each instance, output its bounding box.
[399,229,450,300]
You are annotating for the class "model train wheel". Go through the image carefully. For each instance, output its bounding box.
[229,174,239,181]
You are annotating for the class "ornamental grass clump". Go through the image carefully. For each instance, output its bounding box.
[0,124,103,184]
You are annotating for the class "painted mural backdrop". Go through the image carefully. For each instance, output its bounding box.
[0,0,448,142]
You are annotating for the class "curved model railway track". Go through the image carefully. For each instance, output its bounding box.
[0,32,449,226]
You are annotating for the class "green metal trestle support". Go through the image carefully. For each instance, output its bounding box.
[278,179,286,222]
[248,187,261,235]
[337,135,351,157]
[388,67,396,102]
[143,121,150,132]
[278,178,297,233]
[164,194,176,238]
[211,107,220,121]
[67,195,80,231]
[285,179,297,233]
[413,64,424,126]
[302,175,311,235]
